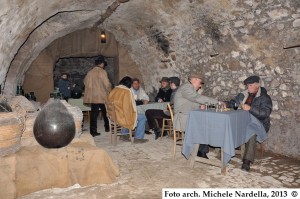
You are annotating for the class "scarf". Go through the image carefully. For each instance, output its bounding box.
[245,92,257,105]
[161,87,170,92]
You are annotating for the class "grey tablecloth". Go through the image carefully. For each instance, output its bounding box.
[182,109,267,165]
[136,102,168,114]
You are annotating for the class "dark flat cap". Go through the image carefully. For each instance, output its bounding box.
[169,76,180,86]
[188,73,204,84]
[244,75,260,85]
[159,77,170,83]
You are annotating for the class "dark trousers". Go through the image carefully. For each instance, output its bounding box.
[243,135,257,163]
[90,103,109,134]
[198,144,209,154]
[63,97,69,102]
[145,109,170,129]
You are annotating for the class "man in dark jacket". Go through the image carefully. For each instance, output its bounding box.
[155,77,172,102]
[145,77,180,139]
[58,73,71,101]
[229,75,272,171]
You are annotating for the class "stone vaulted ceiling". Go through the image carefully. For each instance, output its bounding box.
[1,0,300,158]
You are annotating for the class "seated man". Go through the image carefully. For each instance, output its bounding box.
[145,77,180,139]
[155,77,172,102]
[174,73,219,159]
[130,78,149,105]
[227,75,272,171]
[108,76,148,143]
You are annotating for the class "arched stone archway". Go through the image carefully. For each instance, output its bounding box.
[23,28,142,102]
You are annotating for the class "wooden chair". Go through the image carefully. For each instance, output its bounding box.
[258,142,265,155]
[105,101,134,145]
[236,142,265,159]
[167,103,185,159]
[161,103,173,140]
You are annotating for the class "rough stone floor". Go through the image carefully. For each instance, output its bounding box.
[20,119,300,199]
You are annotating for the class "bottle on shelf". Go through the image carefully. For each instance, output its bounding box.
[16,83,22,96]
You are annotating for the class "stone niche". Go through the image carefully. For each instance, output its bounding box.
[53,56,117,94]
[0,96,119,199]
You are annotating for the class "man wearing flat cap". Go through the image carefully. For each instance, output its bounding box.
[228,75,272,171]
[154,77,172,102]
[146,76,181,139]
[174,73,219,159]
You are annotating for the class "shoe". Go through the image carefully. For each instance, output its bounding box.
[145,131,152,135]
[134,139,149,144]
[163,131,168,136]
[105,126,110,132]
[91,132,101,137]
[120,134,131,142]
[235,146,241,150]
[241,159,251,172]
[197,151,209,159]
[154,128,162,140]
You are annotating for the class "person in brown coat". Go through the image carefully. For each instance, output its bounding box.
[108,76,148,143]
[84,56,111,137]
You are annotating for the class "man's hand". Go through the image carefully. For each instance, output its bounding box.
[200,104,206,110]
[158,98,163,103]
[242,104,251,111]
[218,101,227,109]
[143,100,149,104]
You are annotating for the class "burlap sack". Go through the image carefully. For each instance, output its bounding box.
[0,155,16,199]
[14,135,119,197]
[15,145,72,196]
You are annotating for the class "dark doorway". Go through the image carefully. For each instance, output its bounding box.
[53,56,118,90]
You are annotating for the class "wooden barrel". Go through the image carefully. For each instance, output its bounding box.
[7,96,36,114]
[2,96,39,147]
[22,113,37,139]
[0,112,24,156]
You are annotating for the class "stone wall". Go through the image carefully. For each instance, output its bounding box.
[0,0,299,158]
[107,0,300,158]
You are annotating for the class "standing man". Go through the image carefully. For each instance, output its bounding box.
[174,74,219,158]
[58,72,71,102]
[130,78,149,105]
[155,77,172,102]
[84,56,111,137]
[228,75,272,171]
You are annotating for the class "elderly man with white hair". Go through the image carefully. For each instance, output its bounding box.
[228,75,272,172]
[173,73,219,159]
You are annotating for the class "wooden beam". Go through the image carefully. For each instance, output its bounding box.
[283,30,300,49]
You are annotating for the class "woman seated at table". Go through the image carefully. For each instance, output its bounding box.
[145,77,180,140]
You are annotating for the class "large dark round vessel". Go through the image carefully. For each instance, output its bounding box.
[71,89,82,99]
[33,100,75,148]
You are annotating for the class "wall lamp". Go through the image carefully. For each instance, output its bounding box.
[100,30,106,43]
